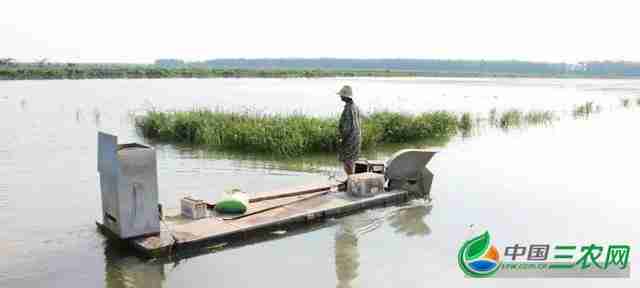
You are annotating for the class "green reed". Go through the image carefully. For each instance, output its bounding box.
[136,109,459,157]
[621,98,631,108]
[573,101,596,118]
[499,109,523,129]
[458,112,474,135]
[524,110,555,125]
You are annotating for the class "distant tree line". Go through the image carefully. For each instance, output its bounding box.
[197,58,640,77]
[203,58,567,75]
[154,59,185,68]
[576,61,640,76]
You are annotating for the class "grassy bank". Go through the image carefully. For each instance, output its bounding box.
[136,109,459,157]
[4,64,640,80]
[0,65,417,80]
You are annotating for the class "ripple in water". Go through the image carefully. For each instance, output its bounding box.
[0,184,7,208]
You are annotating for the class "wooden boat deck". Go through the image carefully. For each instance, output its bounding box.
[97,181,409,258]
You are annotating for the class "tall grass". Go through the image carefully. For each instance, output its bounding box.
[495,109,554,129]
[499,110,523,129]
[136,109,459,157]
[137,98,620,156]
[458,112,473,136]
[621,98,631,108]
[488,108,498,126]
[524,110,554,125]
[573,101,596,118]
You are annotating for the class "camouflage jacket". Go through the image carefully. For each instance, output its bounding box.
[338,102,362,161]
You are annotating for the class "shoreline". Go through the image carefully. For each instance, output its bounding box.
[3,66,640,81]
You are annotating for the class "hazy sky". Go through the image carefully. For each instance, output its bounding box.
[2,0,639,63]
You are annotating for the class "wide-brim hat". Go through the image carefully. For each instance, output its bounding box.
[337,85,353,98]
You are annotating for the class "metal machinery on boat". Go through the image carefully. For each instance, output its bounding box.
[96,132,437,257]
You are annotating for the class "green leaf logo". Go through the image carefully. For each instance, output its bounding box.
[465,231,490,261]
[458,230,500,278]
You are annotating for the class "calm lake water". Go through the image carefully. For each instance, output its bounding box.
[0,77,638,287]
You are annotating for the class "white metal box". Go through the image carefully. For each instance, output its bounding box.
[98,132,160,239]
[181,197,208,219]
[347,172,385,198]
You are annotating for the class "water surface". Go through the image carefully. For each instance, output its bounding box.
[0,78,638,287]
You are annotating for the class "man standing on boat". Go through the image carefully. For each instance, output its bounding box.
[337,85,362,175]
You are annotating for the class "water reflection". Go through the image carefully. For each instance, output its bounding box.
[97,203,433,288]
[334,214,367,288]
[103,240,165,288]
[154,135,452,177]
[19,98,27,111]
[334,203,432,288]
[387,204,432,237]
[76,108,83,123]
[93,108,102,126]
